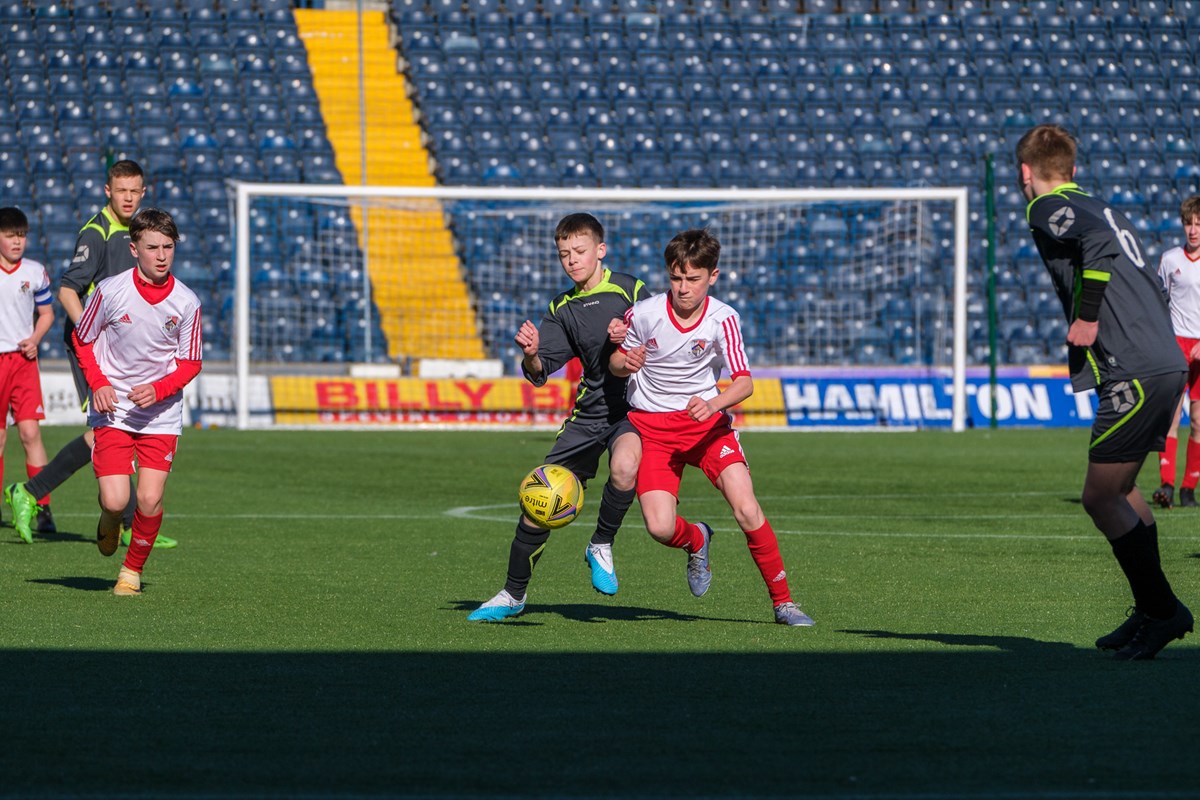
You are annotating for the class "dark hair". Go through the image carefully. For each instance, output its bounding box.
[129,207,179,242]
[1182,195,1200,225]
[106,159,144,185]
[1015,124,1076,183]
[555,212,604,243]
[663,228,720,274]
[0,206,29,235]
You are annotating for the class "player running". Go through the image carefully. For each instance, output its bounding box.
[71,208,202,594]
[468,213,647,621]
[1152,195,1200,509]
[1018,124,1192,659]
[611,228,814,627]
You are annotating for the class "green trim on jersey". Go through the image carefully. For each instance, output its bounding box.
[548,268,645,316]
[1082,269,1111,282]
[1025,182,1085,222]
[1089,379,1144,450]
[1085,351,1102,385]
[79,206,129,240]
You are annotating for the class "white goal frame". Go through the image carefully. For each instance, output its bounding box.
[233,184,970,431]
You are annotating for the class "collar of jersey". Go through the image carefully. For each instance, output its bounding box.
[1025,182,1085,221]
[102,205,130,232]
[551,268,622,313]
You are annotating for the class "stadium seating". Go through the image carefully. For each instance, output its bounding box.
[2,1,1198,368]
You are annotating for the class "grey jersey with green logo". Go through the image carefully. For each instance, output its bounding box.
[1027,183,1184,391]
[523,269,648,425]
[59,206,136,345]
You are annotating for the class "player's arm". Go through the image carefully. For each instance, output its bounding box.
[1029,198,1105,346]
[609,307,644,376]
[71,291,116,411]
[519,310,571,386]
[131,306,204,408]
[58,228,104,325]
[688,312,754,421]
[18,277,54,359]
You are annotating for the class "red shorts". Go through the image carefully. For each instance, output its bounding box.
[1177,337,1200,401]
[628,409,748,497]
[92,426,179,477]
[0,352,45,423]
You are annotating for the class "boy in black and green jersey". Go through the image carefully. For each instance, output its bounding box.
[1018,124,1192,659]
[469,213,647,621]
[5,160,176,549]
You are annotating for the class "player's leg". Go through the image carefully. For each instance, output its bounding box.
[113,434,176,596]
[3,358,50,542]
[1180,395,1200,507]
[92,427,132,558]
[1153,392,1183,508]
[582,424,642,595]
[15,418,55,534]
[1088,375,1192,659]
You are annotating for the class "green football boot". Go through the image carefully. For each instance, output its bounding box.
[120,527,179,549]
[4,483,36,544]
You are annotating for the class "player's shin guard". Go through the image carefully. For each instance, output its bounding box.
[26,434,92,500]
[122,509,163,574]
[743,519,792,605]
[25,464,50,506]
[504,518,550,599]
[1110,520,1177,620]
[591,482,636,547]
[1161,436,1178,486]
[1184,440,1200,490]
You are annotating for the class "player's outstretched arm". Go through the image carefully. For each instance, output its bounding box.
[515,319,543,378]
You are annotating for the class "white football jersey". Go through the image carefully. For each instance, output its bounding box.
[1158,246,1200,337]
[621,294,751,413]
[75,270,203,434]
[0,258,51,351]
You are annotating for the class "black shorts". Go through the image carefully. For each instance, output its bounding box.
[1089,371,1188,464]
[543,416,638,487]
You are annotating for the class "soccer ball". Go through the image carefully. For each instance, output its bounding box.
[518,464,584,530]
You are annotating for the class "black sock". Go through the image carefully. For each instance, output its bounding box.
[503,519,550,600]
[25,434,92,500]
[591,482,636,547]
[1110,520,1177,619]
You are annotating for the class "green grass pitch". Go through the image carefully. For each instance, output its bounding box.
[1,426,1197,798]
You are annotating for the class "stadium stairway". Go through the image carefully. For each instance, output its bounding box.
[293,8,485,363]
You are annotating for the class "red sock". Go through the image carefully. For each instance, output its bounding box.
[1185,440,1200,490]
[665,516,702,551]
[122,509,163,573]
[743,520,792,606]
[1160,437,1178,486]
[25,463,50,506]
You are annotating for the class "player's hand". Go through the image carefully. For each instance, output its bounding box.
[514,320,540,356]
[624,345,646,373]
[16,338,37,360]
[687,395,715,422]
[607,318,628,345]
[1067,319,1099,347]
[127,384,158,408]
[92,386,118,414]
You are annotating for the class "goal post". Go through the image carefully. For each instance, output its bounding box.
[232,183,970,431]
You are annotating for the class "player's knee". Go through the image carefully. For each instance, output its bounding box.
[731,503,765,532]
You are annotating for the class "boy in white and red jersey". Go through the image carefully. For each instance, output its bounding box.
[610,228,814,626]
[72,208,202,595]
[1153,195,1200,509]
[0,207,54,543]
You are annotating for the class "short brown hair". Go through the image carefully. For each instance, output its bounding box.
[130,207,179,242]
[664,228,720,274]
[1181,195,1200,225]
[555,212,604,243]
[0,206,29,235]
[106,159,144,185]
[1015,124,1077,183]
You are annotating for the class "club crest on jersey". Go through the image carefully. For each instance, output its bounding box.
[163,315,179,333]
[19,281,30,294]
[645,338,658,351]
[690,339,708,357]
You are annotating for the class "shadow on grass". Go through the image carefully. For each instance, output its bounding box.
[0,642,1195,798]
[26,576,114,592]
[449,599,743,625]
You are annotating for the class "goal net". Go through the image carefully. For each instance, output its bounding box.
[232,185,969,430]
